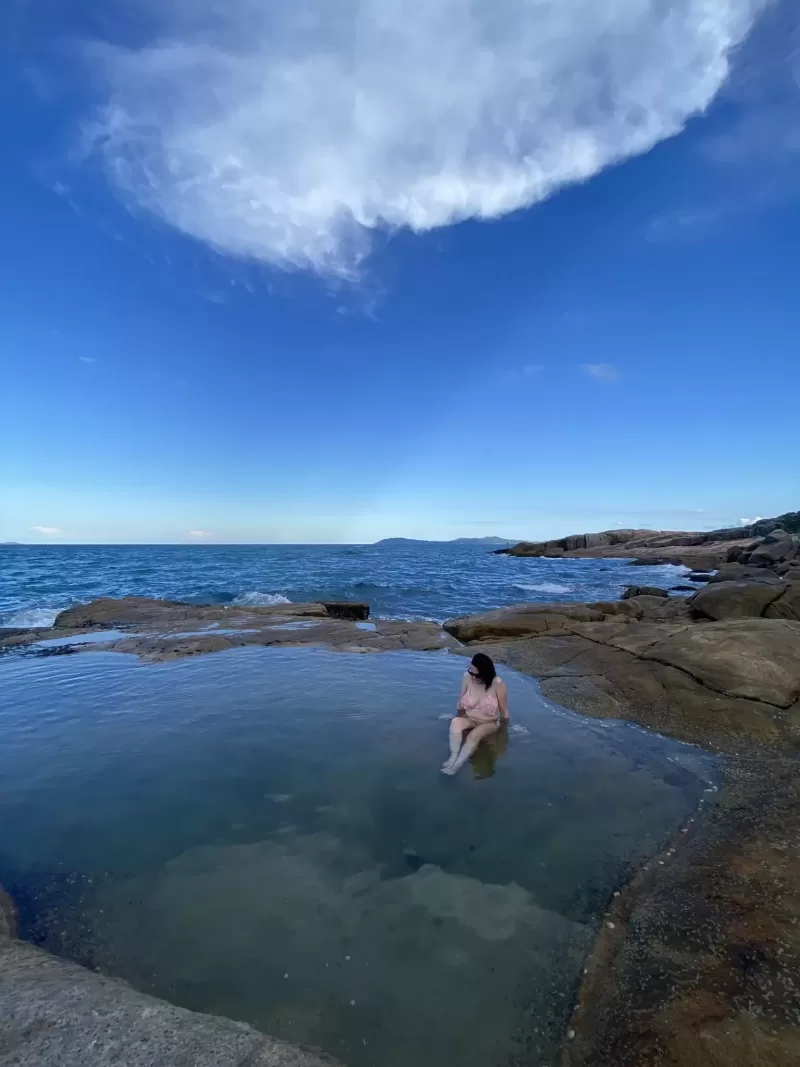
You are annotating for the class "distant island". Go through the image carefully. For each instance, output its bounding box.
[374,536,512,547]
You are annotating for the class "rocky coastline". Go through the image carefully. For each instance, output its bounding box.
[497,510,800,571]
[1,517,799,1065]
[449,518,800,1066]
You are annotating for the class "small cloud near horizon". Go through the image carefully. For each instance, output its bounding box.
[740,515,763,525]
[581,363,620,382]
[79,356,97,363]
[31,525,62,535]
[188,530,212,538]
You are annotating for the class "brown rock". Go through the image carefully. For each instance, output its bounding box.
[765,583,800,622]
[709,563,785,585]
[563,756,800,1067]
[691,581,785,621]
[443,603,605,642]
[749,528,799,567]
[641,619,800,708]
[54,597,355,630]
[621,585,669,599]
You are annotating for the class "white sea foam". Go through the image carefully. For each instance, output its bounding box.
[4,607,61,629]
[232,592,292,607]
[514,583,573,595]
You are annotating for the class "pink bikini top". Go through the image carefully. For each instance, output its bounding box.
[460,674,500,720]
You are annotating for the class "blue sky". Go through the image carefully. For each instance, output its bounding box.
[1,0,798,544]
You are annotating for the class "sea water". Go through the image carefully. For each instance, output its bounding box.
[0,542,692,627]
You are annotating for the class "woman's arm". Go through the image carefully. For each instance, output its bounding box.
[456,672,468,711]
[497,679,510,721]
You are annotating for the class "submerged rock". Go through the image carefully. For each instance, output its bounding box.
[0,886,16,941]
[0,937,340,1067]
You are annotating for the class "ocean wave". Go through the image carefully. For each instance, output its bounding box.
[232,591,292,607]
[514,582,573,595]
[4,607,61,629]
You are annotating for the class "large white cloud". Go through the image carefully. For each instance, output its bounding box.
[86,0,767,273]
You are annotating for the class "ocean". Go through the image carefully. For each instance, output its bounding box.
[0,542,691,628]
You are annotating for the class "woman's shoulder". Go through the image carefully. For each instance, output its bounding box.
[494,675,506,690]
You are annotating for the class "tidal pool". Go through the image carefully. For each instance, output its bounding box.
[0,645,717,1066]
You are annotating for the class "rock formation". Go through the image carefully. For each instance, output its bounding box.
[444,561,800,1067]
[0,597,454,661]
[499,512,800,570]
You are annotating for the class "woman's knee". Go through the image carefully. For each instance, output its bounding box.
[450,716,470,734]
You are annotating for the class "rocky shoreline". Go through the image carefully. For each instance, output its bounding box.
[497,510,800,571]
[449,519,800,1066]
[0,596,456,662]
[1,519,799,1066]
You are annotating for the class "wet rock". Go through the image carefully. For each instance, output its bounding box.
[0,939,340,1067]
[321,601,369,621]
[563,755,800,1067]
[53,597,332,630]
[622,586,669,599]
[687,571,714,583]
[690,581,785,621]
[15,598,454,662]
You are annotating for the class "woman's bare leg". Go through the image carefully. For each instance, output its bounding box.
[442,721,500,775]
[442,717,473,771]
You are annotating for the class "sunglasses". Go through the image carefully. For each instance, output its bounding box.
[468,669,479,677]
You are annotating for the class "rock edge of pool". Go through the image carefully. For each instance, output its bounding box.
[2,593,799,1067]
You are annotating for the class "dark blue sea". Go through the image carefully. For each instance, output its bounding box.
[0,542,690,628]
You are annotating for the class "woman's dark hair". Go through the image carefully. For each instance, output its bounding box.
[470,652,496,689]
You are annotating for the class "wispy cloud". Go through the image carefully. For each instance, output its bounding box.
[523,364,545,377]
[79,356,97,363]
[31,525,62,535]
[740,515,763,525]
[581,363,620,382]
[85,0,766,275]
[188,529,212,538]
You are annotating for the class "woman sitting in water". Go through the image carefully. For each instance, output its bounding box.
[441,653,509,775]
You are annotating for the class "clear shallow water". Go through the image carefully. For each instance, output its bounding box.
[0,645,716,1067]
[0,543,690,627]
